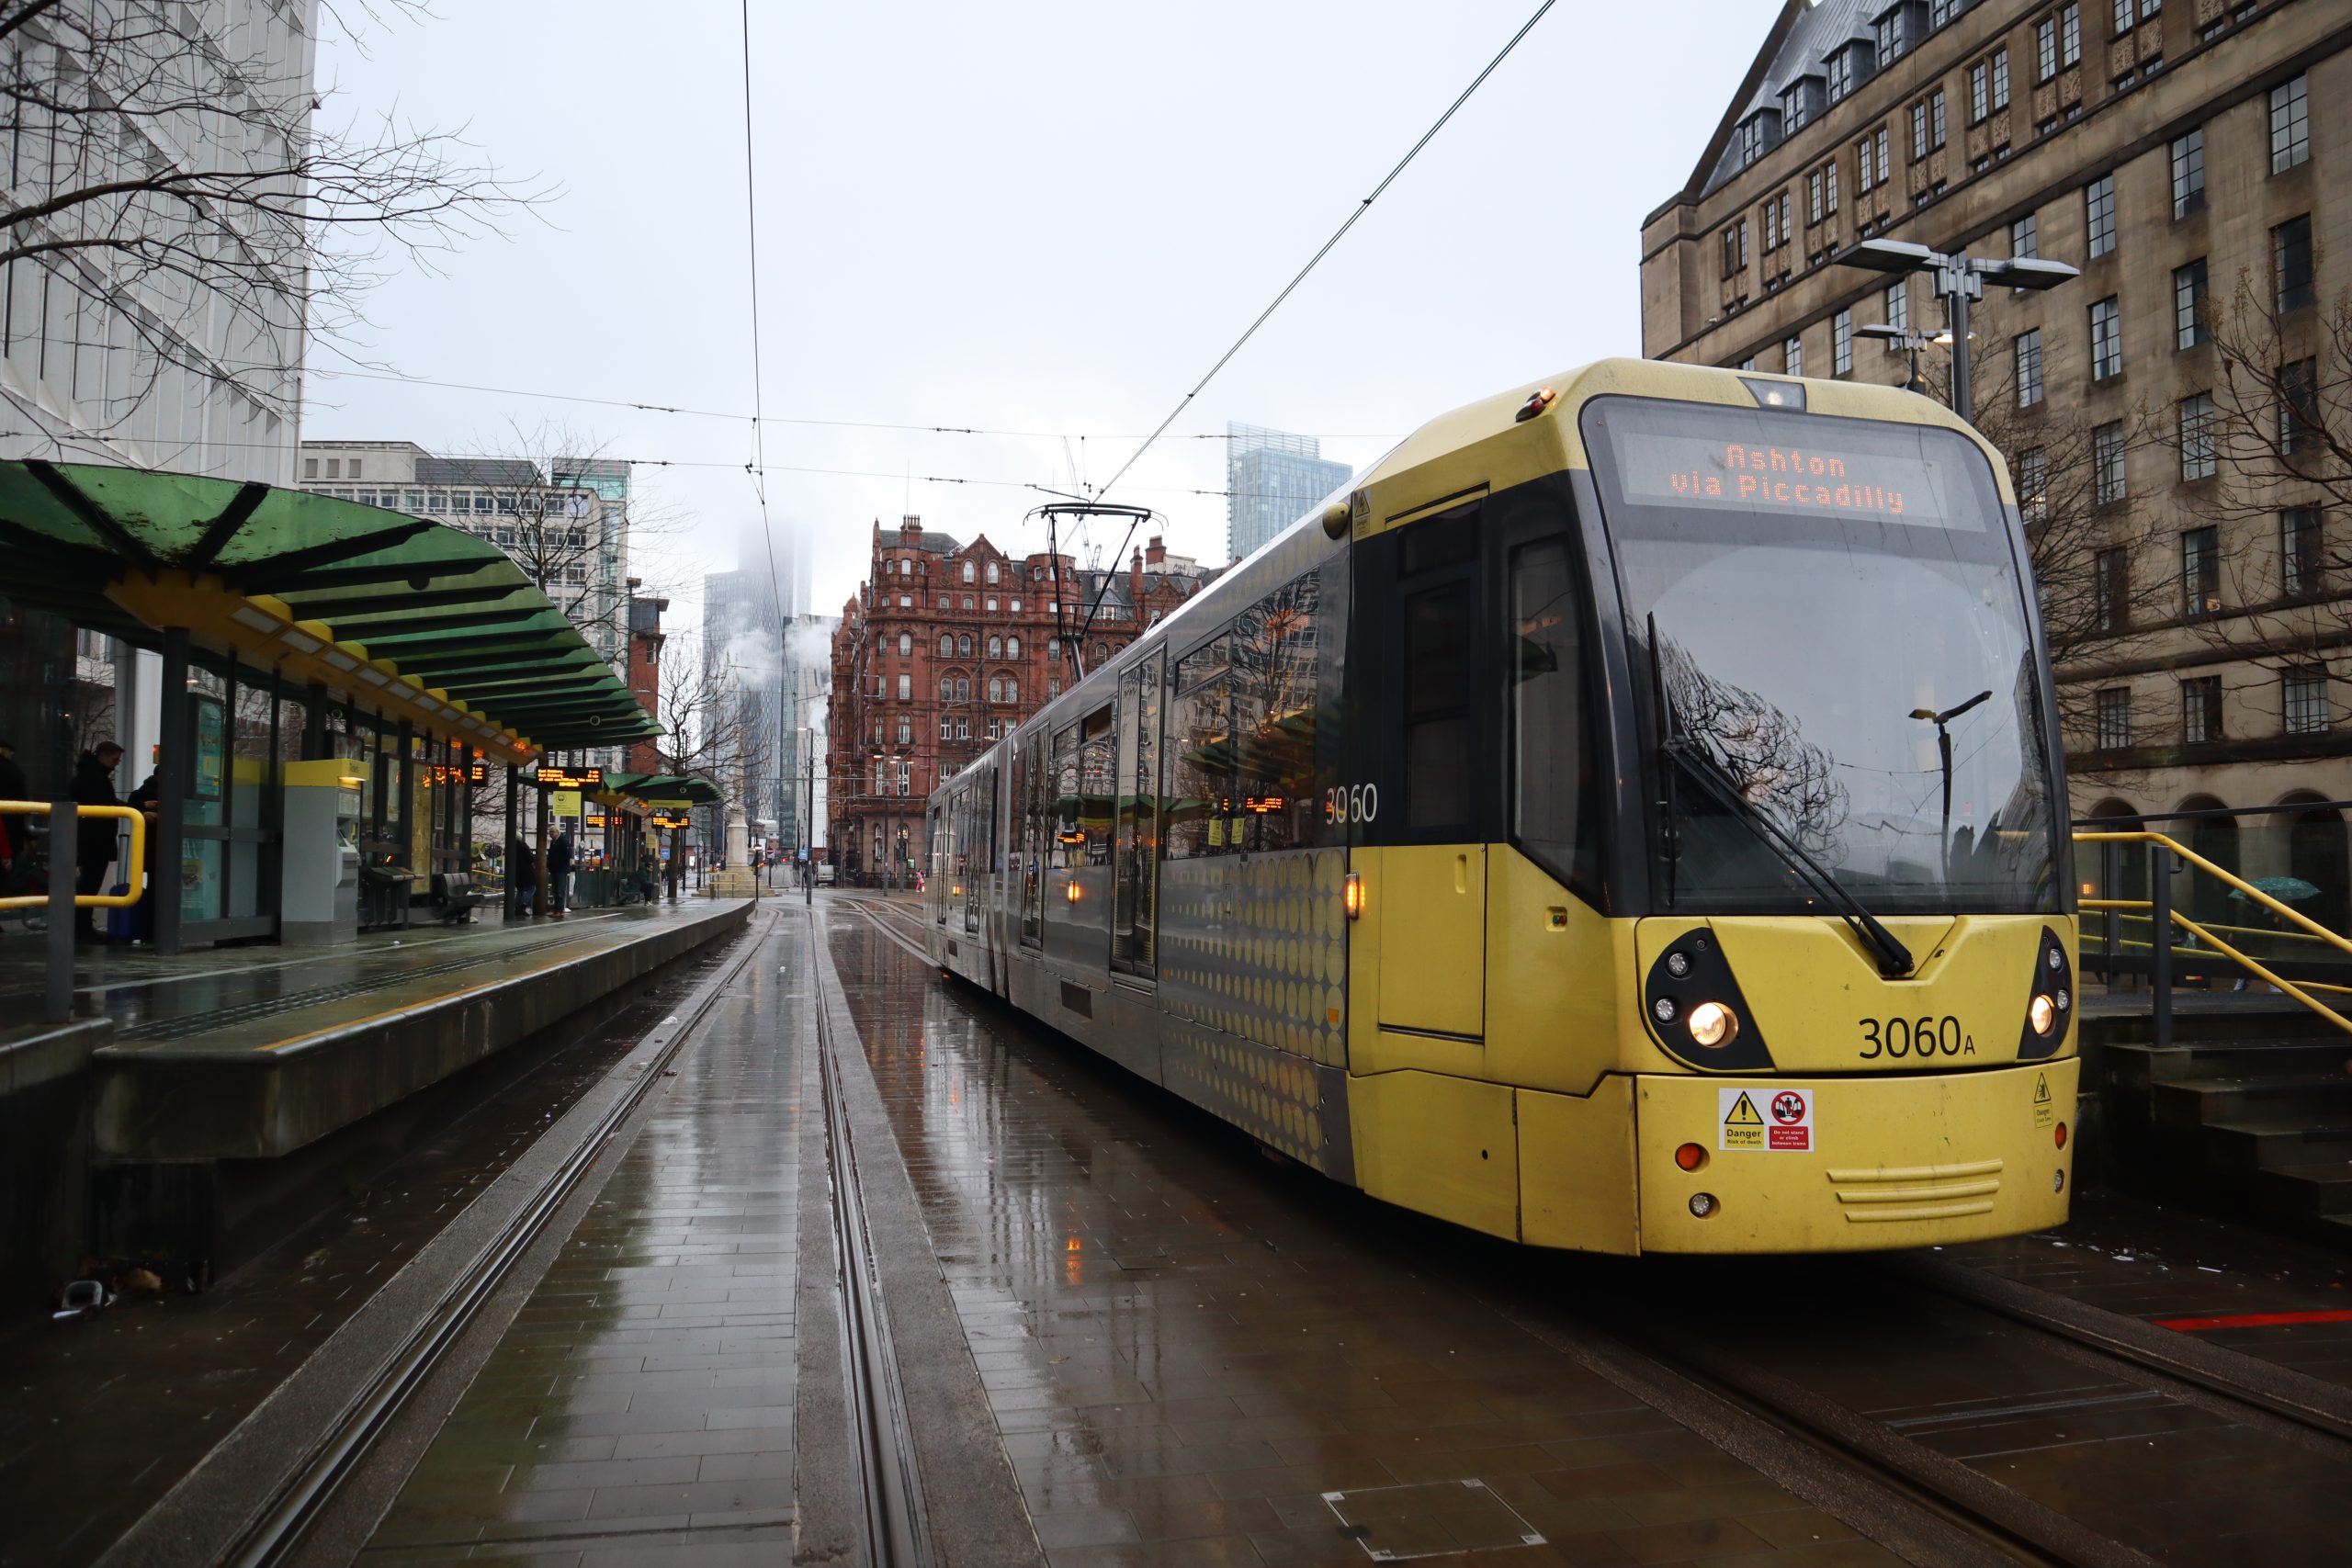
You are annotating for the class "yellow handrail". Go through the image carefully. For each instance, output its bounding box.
[2080,897,2343,950]
[0,800,146,910]
[2073,829,2352,958]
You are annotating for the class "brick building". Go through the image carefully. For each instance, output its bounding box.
[624,585,667,775]
[1643,0,2348,897]
[827,517,1217,885]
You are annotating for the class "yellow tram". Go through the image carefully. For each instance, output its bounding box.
[924,358,2076,1253]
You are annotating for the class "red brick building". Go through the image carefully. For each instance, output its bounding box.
[828,515,1217,885]
[623,585,667,775]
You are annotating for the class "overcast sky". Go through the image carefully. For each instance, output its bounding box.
[303,1,1770,633]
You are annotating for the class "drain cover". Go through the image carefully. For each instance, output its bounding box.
[1321,1479,1546,1562]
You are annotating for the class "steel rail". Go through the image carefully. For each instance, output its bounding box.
[842,897,936,965]
[219,909,777,1568]
[808,910,934,1568]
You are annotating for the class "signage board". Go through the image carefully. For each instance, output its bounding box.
[550,789,582,816]
[651,813,693,829]
[534,765,605,788]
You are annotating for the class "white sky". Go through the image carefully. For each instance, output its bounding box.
[301,1,1770,633]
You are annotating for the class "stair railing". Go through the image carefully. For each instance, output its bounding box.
[2074,829,2352,1048]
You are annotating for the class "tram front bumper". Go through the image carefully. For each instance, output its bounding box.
[1627,1058,2077,1253]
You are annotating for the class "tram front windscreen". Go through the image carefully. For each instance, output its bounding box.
[1581,395,2060,915]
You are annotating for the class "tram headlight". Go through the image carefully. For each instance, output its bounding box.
[2029,993,2057,1036]
[1687,1000,1738,1048]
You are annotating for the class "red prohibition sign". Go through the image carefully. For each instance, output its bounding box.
[1771,1092,1807,1124]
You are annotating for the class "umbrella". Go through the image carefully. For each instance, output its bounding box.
[2228,876,2322,902]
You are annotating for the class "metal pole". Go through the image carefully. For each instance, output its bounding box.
[154,626,190,956]
[2101,837,2121,987]
[1946,272,1973,424]
[805,738,815,908]
[504,762,520,917]
[45,800,74,1023]
[2150,842,2174,1051]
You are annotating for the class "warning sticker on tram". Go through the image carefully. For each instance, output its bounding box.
[2032,1072,2055,1129]
[1719,1087,1812,1151]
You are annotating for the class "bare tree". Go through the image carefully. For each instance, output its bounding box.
[0,0,539,446]
[2165,275,2352,707]
[648,630,771,897]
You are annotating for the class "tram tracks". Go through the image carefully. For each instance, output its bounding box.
[806,908,935,1568]
[179,911,778,1568]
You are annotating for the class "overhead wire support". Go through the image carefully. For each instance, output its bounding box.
[1091,0,1559,506]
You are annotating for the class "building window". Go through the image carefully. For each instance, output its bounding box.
[2273,215,2313,312]
[2094,421,2127,504]
[2173,258,2207,349]
[2089,297,2122,380]
[2179,393,2215,481]
[1006,634,1020,658]
[1884,281,1908,336]
[1807,161,1840,222]
[2282,507,2323,596]
[1832,309,1853,375]
[1877,7,1906,62]
[2018,447,2049,523]
[938,715,953,741]
[1004,677,1018,703]
[1911,90,1947,159]
[986,560,1000,584]
[1761,192,1790,250]
[2059,3,2082,66]
[1783,335,1804,377]
[987,634,1002,658]
[898,716,912,744]
[2096,686,2132,750]
[2270,75,2310,173]
[2015,330,2044,407]
[2182,525,2220,614]
[938,675,954,701]
[2094,546,2126,629]
[956,632,973,657]
[2167,130,2204,219]
[1826,51,1853,102]
[1721,220,1748,278]
[302,457,318,479]
[2285,667,2331,735]
[1929,0,1960,26]
[2110,0,2159,33]
[2279,358,2319,455]
[2010,213,2038,259]
[2085,175,2116,257]
[1990,48,2010,110]
[1857,126,1890,192]
[2182,676,2222,743]
[897,673,911,701]
[937,633,952,655]
[1968,61,1990,123]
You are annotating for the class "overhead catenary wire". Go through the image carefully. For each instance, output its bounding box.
[1091,0,1559,505]
[740,0,789,644]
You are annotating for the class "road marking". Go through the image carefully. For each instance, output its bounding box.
[2153,1309,2352,1333]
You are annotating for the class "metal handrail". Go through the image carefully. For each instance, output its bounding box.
[2082,902,2348,953]
[2072,828,2352,1042]
[0,800,145,909]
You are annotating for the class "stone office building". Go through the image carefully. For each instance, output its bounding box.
[1643,0,2348,906]
[827,517,1216,885]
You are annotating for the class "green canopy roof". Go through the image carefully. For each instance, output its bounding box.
[0,459,658,754]
[605,773,726,806]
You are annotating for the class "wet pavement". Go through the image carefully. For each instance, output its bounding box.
[15,890,2352,1567]
[0,937,742,1568]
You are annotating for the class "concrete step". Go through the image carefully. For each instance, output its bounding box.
[2150,1073,2352,1130]
[2201,1117,2352,1171]
[2256,1161,2352,1218]
[2108,1037,2352,1084]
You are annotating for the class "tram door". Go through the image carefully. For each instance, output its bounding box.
[1369,500,1489,1040]
[1017,729,1046,947]
[1111,650,1164,979]
[965,766,991,937]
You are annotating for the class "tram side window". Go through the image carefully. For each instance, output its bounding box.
[1080,705,1115,866]
[1230,570,1321,852]
[1403,581,1474,829]
[1511,538,1597,890]
[1168,634,1233,858]
[1052,722,1083,868]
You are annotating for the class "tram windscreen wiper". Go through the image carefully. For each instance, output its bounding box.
[1649,624,1915,978]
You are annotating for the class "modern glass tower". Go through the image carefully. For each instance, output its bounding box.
[1226,423,1352,562]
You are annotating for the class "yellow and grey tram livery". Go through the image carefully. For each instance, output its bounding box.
[923,357,2076,1254]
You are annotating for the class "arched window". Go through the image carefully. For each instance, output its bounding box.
[986,561,1000,584]
[988,636,1002,658]
[938,633,953,656]
[957,633,973,657]
[1006,635,1020,659]
[1004,677,1019,704]
[962,560,976,583]
[898,632,911,655]
[939,675,954,701]
[988,677,1002,703]
[955,678,970,702]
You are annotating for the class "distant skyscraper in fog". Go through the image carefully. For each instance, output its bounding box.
[1226,423,1351,562]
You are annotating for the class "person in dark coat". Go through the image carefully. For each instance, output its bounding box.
[546,828,573,919]
[71,742,125,941]
[508,832,538,916]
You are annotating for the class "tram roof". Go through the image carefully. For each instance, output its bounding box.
[0,459,660,762]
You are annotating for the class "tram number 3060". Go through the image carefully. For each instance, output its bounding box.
[1324,784,1379,825]
[1857,1016,1978,1059]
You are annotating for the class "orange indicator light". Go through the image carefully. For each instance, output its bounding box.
[1675,1143,1707,1172]
[1343,872,1364,919]
[2054,1122,2068,1149]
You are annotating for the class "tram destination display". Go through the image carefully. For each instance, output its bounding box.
[1591,403,1988,531]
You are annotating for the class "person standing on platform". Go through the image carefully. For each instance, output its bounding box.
[547,826,572,919]
[508,832,537,917]
[70,741,125,942]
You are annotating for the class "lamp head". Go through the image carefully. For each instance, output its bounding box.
[1982,256,2081,290]
[1839,238,1936,274]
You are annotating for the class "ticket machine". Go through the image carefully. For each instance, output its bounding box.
[281,758,361,945]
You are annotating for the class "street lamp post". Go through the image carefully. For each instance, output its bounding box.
[1835,239,2080,423]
